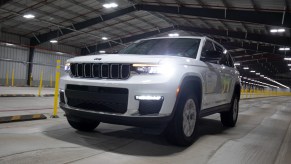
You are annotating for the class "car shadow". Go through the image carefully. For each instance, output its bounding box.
[44,117,229,157]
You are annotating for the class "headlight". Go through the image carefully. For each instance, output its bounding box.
[132,63,175,77]
[64,63,70,72]
[132,64,163,74]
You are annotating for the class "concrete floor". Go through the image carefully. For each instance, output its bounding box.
[0,97,290,164]
[0,86,54,95]
[0,97,56,117]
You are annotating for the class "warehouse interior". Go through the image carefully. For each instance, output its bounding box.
[0,0,291,163]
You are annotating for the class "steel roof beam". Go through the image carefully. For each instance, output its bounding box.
[30,6,137,45]
[137,4,291,28]
[80,26,175,55]
[81,25,291,55]
[177,26,291,47]
[30,4,291,46]
[0,0,12,6]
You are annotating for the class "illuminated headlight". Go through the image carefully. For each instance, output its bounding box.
[132,63,175,76]
[135,95,163,100]
[64,63,70,73]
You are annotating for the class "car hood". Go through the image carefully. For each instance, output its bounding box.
[67,54,197,65]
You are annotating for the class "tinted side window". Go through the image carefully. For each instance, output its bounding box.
[201,40,216,63]
[227,52,234,67]
[220,53,228,66]
[214,43,223,54]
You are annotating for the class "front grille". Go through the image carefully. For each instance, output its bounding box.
[70,63,130,79]
[65,85,128,114]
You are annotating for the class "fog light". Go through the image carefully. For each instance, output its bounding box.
[135,95,163,100]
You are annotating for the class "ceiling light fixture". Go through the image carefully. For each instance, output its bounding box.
[102,37,108,40]
[279,47,290,51]
[284,58,291,60]
[23,14,35,19]
[5,43,14,46]
[288,64,291,66]
[256,73,260,75]
[99,50,106,53]
[103,3,118,8]
[243,67,249,70]
[234,63,240,66]
[250,70,256,73]
[50,39,58,43]
[168,33,179,37]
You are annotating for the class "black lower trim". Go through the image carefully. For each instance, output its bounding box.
[199,103,231,118]
[60,103,172,127]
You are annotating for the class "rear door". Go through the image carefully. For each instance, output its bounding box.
[200,40,224,109]
[214,43,236,104]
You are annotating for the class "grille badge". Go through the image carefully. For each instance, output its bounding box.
[94,58,102,60]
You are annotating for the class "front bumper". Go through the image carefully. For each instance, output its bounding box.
[60,74,180,115]
[60,102,172,127]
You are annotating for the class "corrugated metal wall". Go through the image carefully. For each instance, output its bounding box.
[0,32,78,87]
[0,44,29,86]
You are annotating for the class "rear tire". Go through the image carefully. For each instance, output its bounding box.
[67,115,100,132]
[220,95,239,127]
[165,92,199,146]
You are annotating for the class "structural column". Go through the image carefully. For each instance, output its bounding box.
[26,47,35,85]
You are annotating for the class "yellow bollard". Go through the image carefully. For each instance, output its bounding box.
[5,70,9,86]
[52,60,61,118]
[11,69,15,87]
[50,74,53,88]
[38,71,43,97]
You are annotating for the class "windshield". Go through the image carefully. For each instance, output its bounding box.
[119,38,201,58]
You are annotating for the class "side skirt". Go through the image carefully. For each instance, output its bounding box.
[199,103,231,118]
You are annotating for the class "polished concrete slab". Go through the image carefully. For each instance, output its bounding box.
[0,97,290,164]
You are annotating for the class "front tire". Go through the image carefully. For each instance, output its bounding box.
[165,93,199,146]
[67,115,100,132]
[220,95,239,127]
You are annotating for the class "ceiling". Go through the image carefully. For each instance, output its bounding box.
[0,0,291,88]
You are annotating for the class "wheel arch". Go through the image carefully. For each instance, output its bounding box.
[178,76,203,112]
[234,82,241,100]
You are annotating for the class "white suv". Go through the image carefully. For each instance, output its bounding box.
[60,36,241,146]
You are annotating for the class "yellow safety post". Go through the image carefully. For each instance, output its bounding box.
[50,74,53,88]
[38,71,43,97]
[52,60,61,118]
[11,69,15,87]
[5,70,9,86]
[30,74,33,87]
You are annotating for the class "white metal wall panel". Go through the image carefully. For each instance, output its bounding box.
[0,44,28,86]
[32,50,74,86]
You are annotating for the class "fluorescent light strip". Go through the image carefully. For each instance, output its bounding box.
[270,28,285,33]
[241,76,280,88]
[279,47,290,51]
[249,67,289,88]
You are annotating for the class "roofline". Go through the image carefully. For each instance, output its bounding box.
[136,36,205,42]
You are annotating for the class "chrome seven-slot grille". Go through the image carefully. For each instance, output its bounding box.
[70,63,131,79]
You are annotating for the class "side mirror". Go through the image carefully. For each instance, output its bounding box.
[205,50,221,59]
